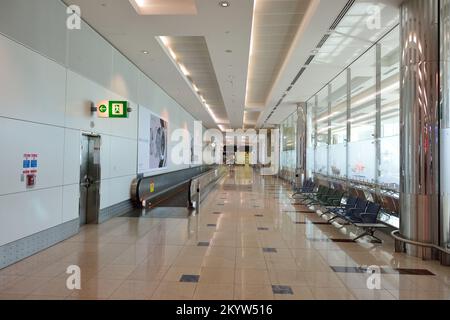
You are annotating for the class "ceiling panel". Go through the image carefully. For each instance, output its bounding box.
[246,0,312,112]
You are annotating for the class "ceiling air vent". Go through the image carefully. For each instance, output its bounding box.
[316,34,331,49]
[291,67,307,86]
[304,55,315,66]
[329,0,355,31]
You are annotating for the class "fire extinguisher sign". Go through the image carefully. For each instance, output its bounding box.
[22,153,38,188]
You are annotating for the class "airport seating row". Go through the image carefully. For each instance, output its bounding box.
[293,180,387,243]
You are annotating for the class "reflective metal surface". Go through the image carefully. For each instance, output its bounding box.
[441,0,450,257]
[400,0,440,259]
[296,102,307,186]
[79,134,101,225]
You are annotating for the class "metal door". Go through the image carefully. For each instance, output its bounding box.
[79,134,101,225]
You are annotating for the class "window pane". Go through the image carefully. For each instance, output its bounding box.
[379,26,400,188]
[350,47,376,142]
[329,72,348,177]
[348,140,376,181]
[315,88,329,175]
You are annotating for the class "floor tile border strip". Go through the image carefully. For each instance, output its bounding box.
[330,266,436,276]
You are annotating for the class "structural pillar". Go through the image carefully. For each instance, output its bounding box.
[440,0,450,265]
[399,0,440,259]
[296,102,307,186]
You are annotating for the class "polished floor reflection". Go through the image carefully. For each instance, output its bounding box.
[0,167,449,300]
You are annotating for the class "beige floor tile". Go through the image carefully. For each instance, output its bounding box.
[151,282,196,300]
[266,258,299,271]
[109,280,159,300]
[127,264,169,281]
[337,273,377,289]
[201,256,235,269]
[234,284,274,300]
[30,277,74,298]
[2,277,51,295]
[205,247,236,259]
[97,265,137,280]
[311,287,356,300]
[263,248,293,259]
[199,268,235,284]
[389,289,448,300]
[0,293,26,300]
[269,269,309,286]
[69,278,124,299]
[236,248,265,259]
[349,289,396,300]
[0,275,21,291]
[235,269,271,285]
[194,284,234,300]
[236,258,267,270]
[172,255,205,268]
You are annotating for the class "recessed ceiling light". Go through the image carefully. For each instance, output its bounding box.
[142,50,150,54]
[219,1,230,8]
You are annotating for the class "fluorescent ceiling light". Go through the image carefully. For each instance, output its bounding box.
[129,0,197,15]
[157,36,222,128]
[179,64,190,76]
[245,0,258,106]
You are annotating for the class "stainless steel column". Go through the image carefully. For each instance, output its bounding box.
[400,0,440,259]
[296,102,307,185]
[346,68,351,186]
[314,95,319,176]
[440,0,450,265]
[375,43,382,186]
[327,84,332,177]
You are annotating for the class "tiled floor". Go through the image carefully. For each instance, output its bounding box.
[1,167,450,300]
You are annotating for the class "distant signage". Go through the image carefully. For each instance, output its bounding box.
[97,101,129,118]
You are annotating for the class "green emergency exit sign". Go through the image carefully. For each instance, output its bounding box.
[97,101,129,118]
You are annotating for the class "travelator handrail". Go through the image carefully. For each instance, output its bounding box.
[131,165,227,209]
[190,166,228,208]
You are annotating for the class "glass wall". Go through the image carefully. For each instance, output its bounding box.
[306,26,400,191]
[379,29,400,188]
[348,46,377,182]
[315,88,329,175]
[329,72,348,178]
[280,111,297,180]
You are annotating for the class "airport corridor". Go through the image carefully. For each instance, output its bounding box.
[0,167,449,300]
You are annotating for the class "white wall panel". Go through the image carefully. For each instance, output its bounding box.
[0,187,63,246]
[109,136,137,178]
[100,134,111,180]
[67,20,113,90]
[0,34,67,126]
[111,49,139,103]
[107,175,135,207]
[0,0,67,66]
[99,179,110,210]
[0,118,64,196]
[65,70,111,134]
[63,128,81,185]
[62,184,79,223]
